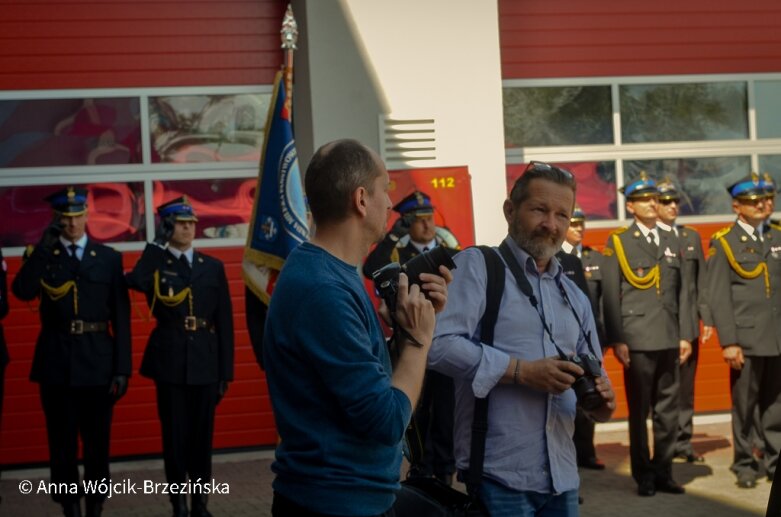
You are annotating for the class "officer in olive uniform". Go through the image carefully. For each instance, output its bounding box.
[654,179,710,463]
[12,187,131,517]
[363,190,459,485]
[126,197,233,517]
[560,205,606,471]
[705,174,781,489]
[602,173,693,497]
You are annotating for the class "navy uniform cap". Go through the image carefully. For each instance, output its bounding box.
[620,171,658,200]
[393,190,434,217]
[656,177,681,202]
[45,186,88,216]
[570,204,585,223]
[157,196,198,222]
[727,173,765,200]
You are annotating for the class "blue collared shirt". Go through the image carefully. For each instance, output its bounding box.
[429,236,605,494]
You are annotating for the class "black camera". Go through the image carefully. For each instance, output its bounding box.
[371,246,456,314]
[569,353,604,411]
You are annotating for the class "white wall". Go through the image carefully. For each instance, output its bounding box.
[294,0,508,245]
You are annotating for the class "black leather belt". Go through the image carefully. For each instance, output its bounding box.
[70,320,108,335]
[184,316,213,332]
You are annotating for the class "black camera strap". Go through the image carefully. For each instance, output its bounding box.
[497,241,597,359]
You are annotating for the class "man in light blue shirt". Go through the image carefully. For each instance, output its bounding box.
[429,162,616,516]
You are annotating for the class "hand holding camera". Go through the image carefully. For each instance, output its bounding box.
[153,214,176,246]
[38,214,64,251]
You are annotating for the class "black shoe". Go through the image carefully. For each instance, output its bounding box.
[676,451,705,463]
[638,478,656,497]
[655,478,686,494]
[434,473,453,486]
[578,457,606,470]
[62,501,83,517]
[191,494,213,517]
[85,499,103,517]
[737,472,757,489]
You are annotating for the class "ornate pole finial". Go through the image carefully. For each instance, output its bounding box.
[281,4,298,50]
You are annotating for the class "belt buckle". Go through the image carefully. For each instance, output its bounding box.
[184,316,197,331]
[70,320,84,335]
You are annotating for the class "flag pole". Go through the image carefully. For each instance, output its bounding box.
[281,4,297,118]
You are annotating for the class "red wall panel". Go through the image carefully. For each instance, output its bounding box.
[498,0,781,79]
[0,0,287,90]
[1,246,275,467]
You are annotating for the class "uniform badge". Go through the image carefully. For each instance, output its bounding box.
[603,248,614,257]
[198,257,204,263]
[90,250,96,257]
[167,259,173,264]
[585,270,592,279]
[740,235,748,242]
[633,231,641,238]
[53,249,60,256]
[637,268,644,275]
[168,286,174,297]
[708,248,717,257]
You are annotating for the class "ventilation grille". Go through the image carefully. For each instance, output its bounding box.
[379,116,436,167]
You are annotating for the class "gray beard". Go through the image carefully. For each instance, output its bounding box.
[515,231,562,263]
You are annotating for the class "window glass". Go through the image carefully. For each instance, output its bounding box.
[153,178,256,239]
[503,86,613,147]
[620,82,748,143]
[625,157,751,216]
[149,94,271,163]
[0,98,141,168]
[0,182,146,247]
[506,161,617,220]
[756,81,781,139]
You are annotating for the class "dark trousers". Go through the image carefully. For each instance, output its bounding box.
[413,370,455,477]
[624,349,680,484]
[675,337,699,455]
[0,361,5,480]
[573,406,597,463]
[39,384,114,504]
[155,382,218,488]
[730,355,781,478]
[272,491,395,517]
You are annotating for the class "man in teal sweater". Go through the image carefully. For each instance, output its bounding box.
[263,139,451,516]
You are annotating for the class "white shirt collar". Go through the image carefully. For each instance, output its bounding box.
[167,246,194,265]
[737,218,760,240]
[656,220,678,236]
[635,220,658,239]
[561,241,575,255]
[60,234,88,250]
[410,239,437,254]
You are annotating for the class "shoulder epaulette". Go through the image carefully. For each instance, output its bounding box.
[711,225,732,241]
[770,223,781,232]
[23,244,34,259]
[609,226,629,237]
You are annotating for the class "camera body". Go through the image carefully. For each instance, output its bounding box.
[371,246,456,314]
[568,353,604,411]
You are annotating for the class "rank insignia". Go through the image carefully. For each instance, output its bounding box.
[90,250,96,257]
[53,249,60,256]
[708,248,717,257]
[633,231,641,238]
[741,235,748,242]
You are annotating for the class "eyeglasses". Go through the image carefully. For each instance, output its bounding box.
[524,160,574,179]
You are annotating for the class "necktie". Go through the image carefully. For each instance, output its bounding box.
[422,246,429,252]
[179,254,190,270]
[69,244,79,260]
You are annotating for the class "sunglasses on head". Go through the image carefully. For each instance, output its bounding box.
[524,161,574,179]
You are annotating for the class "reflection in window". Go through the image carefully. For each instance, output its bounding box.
[625,157,751,216]
[620,82,748,143]
[0,182,146,247]
[149,94,271,163]
[756,81,781,139]
[0,98,141,168]
[153,178,256,239]
[505,161,617,220]
[503,86,613,147]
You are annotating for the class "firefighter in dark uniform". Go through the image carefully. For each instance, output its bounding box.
[602,173,692,497]
[560,205,606,471]
[11,187,131,517]
[126,197,233,517]
[0,248,9,506]
[705,174,781,489]
[654,179,711,463]
[363,190,459,485]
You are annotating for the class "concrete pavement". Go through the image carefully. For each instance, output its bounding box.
[0,413,770,516]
